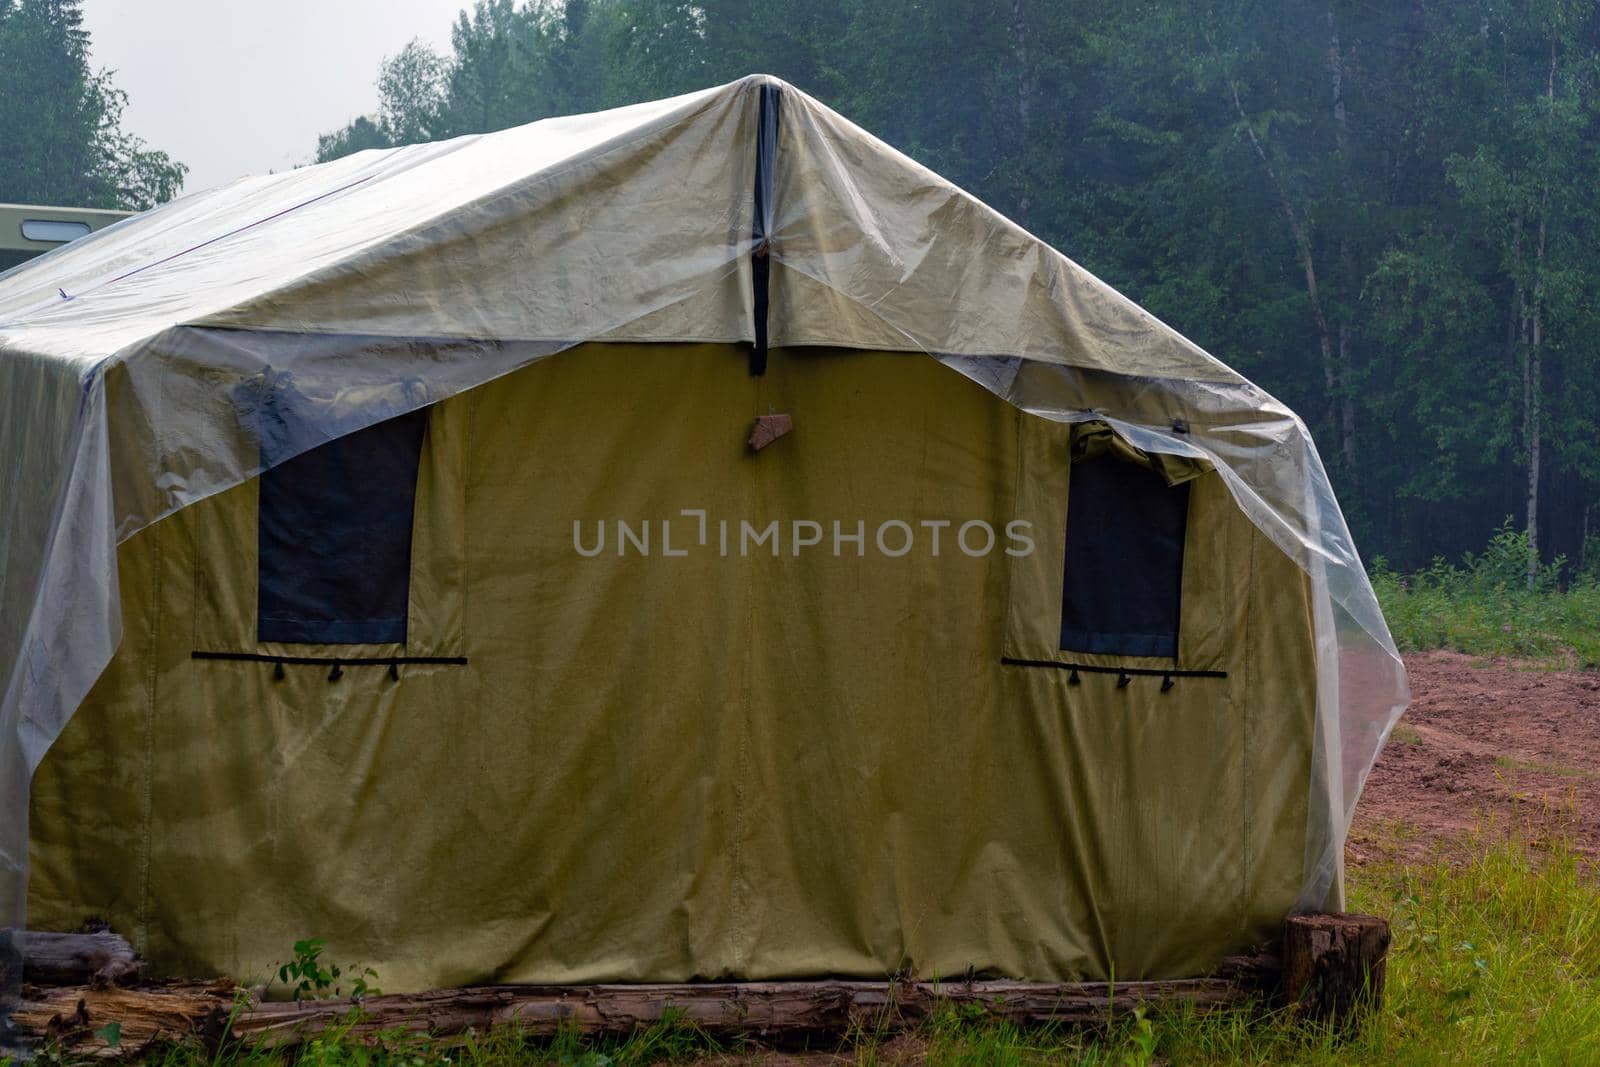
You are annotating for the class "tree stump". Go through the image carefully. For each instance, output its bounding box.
[1281,913,1390,1025]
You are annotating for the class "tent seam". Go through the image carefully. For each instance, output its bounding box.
[136,518,161,956]
[1241,525,1257,944]
[463,392,474,660]
[1002,410,1026,659]
[731,373,764,975]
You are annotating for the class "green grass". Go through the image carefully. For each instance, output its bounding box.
[1372,522,1600,668]
[33,825,1600,1067]
[896,823,1600,1065]
[1495,755,1596,780]
[1133,825,1600,1065]
[1391,723,1424,746]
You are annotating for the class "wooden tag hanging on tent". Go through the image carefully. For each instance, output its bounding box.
[748,413,793,452]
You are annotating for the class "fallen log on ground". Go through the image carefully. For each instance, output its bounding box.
[7,953,1277,1056]
[17,930,142,987]
[9,981,237,1060]
[236,964,1276,1046]
[5,916,1389,1058]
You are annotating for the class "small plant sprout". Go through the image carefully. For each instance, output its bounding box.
[275,937,381,1002]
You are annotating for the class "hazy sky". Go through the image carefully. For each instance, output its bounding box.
[80,0,467,194]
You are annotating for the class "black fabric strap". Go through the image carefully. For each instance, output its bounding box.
[751,254,771,376]
[1001,657,1226,679]
[192,651,467,667]
[749,82,781,377]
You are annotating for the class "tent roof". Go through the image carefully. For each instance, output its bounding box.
[0,75,1241,385]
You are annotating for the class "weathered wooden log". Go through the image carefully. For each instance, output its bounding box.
[11,954,1279,1056]
[10,981,236,1060]
[18,931,142,987]
[1281,913,1390,1024]
[234,975,1258,1046]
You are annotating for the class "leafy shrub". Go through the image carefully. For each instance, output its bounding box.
[1372,521,1600,668]
[274,938,379,1003]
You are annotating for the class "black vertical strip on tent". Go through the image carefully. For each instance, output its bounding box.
[749,82,781,377]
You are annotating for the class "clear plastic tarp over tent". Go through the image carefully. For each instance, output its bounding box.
[0,75,1407,940]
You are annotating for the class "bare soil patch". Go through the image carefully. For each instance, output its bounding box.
[1348,650,1600,866]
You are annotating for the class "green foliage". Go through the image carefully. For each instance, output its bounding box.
[307,0,1600,575]
[1581,533,1600,586]
[276,937,337,1001]
[274,938,380,1003]
[0,0,185,208]
[314,116,391,164]
[1373,520,1600,667]
[91,1021,119,1049]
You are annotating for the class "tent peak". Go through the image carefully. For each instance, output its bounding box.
[735,73,791,92]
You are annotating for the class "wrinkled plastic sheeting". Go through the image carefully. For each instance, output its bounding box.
[762,88,1408,910]
[931,356,1408,909]
[0,73,1406,993]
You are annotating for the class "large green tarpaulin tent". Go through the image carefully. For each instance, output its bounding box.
[0,76,1408,988]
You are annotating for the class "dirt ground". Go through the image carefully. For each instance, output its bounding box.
[1347,650,1600,866]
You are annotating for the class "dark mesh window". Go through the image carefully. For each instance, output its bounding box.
[1059,454,1190,658]
[258,410,427,644]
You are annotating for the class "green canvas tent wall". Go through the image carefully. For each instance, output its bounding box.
[0,76,1409,990]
